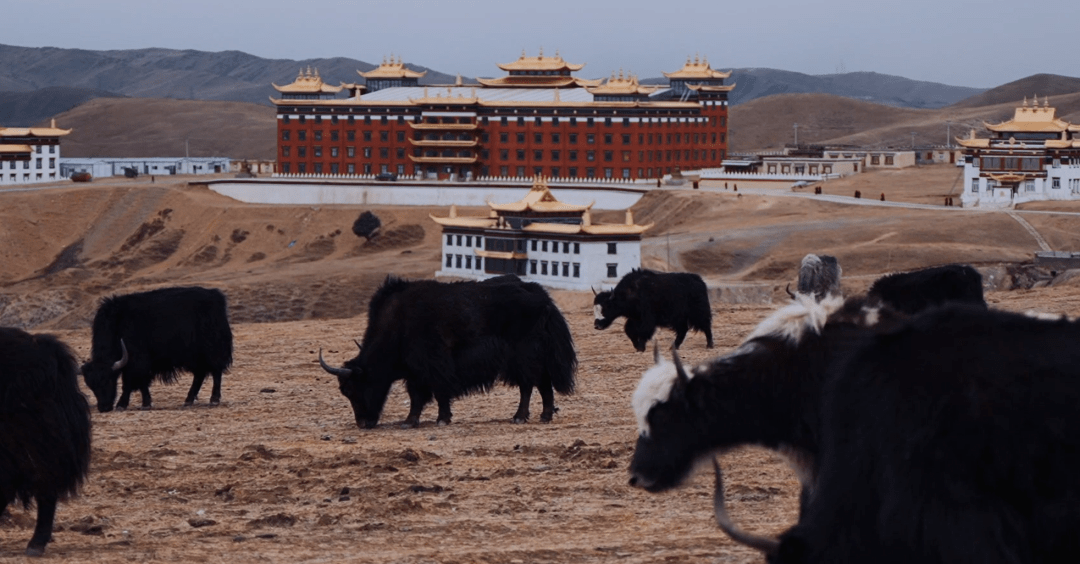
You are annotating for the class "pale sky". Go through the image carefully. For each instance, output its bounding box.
[2,0,1078,88]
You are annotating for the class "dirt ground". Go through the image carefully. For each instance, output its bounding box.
[3,171,1080,562]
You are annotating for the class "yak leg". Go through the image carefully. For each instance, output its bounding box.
[25,494,57,557]
[404,382,433,428]
[434,394,453,426]
[116,383,135,411]
[185,372,208,406]
[672,322,690,350]
[703,325,715,349]
[209,370,223,405]
[139,385,152,410]
[538,380,557,423]
[512,386,533,423]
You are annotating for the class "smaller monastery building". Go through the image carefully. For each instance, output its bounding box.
[959,98,1080,208]
[0,120,70,186]
[431,177,652,291]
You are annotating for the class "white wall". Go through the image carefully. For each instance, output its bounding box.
[0,144,61,185]
[206,179,646,211]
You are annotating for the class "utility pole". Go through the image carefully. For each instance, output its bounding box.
[946,122,951,148]
[911,131,916,149]
[794,123,799,147]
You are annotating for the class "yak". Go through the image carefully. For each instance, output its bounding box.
[867,263,986,315]
[0,328,91,556]
[709,305,1080,564]
[81,286,233,412]
[594,269,714,351]
[319,275,576,429]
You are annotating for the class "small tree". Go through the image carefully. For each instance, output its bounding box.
[352,211,381,240]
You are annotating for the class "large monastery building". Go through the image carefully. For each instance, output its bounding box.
[0,119,70,186]
[271,52,732,181]
[959,98,1080,208]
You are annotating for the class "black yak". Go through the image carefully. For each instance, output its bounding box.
[0,328,91,556]
[594,269,714,351]
[81,286,233,412]
[867,263,986,315]
[710,305,1080,564]
[320,275,576,429]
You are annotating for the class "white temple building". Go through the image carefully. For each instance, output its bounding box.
[430,177,652,290]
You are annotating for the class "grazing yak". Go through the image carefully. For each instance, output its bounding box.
[320,275,576,429]
[0,328,91,556]
[867,263,986,314]
[81,286,233,412]
[594,269,714,351]
[709,305,1080,564]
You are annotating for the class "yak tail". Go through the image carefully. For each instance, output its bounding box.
[538,302,577,395]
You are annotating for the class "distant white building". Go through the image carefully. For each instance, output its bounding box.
[958,98,1080,208]
[59,157,231,179]
[0,120,69,185]
[430,177,651,291]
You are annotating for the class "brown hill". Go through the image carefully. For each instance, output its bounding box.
[44,97,276,159]
[950,73,1080,109]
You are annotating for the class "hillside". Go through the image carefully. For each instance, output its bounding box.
[0,44,460,112]
[949,73,1080,109]
[47,97,276,159]
[0,86,125,126]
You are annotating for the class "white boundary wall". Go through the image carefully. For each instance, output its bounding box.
[204,179,647,211]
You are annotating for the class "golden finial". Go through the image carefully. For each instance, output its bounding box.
[618,68,624,80]
[313,67,320,78]
[305,66,312,77]
[382,55,387,65]
[555,49,561,59]
[297,68,304,79]
[686,55,692,65]
[51,118,56,128]
[1044,96,1049,108]
[703,56,709,67]
[694,53,700,65]
[1023,96,1028,107]
[521,48,526,58]
[539,46,544,58]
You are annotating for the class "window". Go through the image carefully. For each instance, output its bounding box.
[347,130,356,141]
[607,263,618,278]
[971,179,979,193]
[530,260,537,274]
[297,163,306,173]
[607,242,617,254]
[552,133,561,143]
[517,150,526,161]
[551,167,560,177]
[282,130,291,140]
[573,243,580,254]
[500,132,508,142]
[604,117,612,127]
[455,255,462,268]
[622,151,631,162]
[313,163,323,173]
[573,263,580,278]
[551,150,561,161]
[569,151,578,162]
[604,133,613,144]
[397,148,405,158]
[587,151,595,162]
[534,150,543,161]
[604,151,613,162]
[397,131,405,142]
[587,118,595,126]
[587,134,595,144]
[363,131,372,141]
[347,164,355,174]
[552,242,559,254]
[541,261,548,275]
[622,134,631,145]
[282,146,290,157]
[563,263,570,276]
[298,147,307,157]
[363,147,371,158]
[517,133,526,143]
[562,242,570,253]
[534,132,543,143]
[330,130,339,141]
[314,130,323,141]
[380,131,389,141]
[380,148,389,158]
[298,130,307,141]
[884,155,894,165]
[330,163,339,174]
[500,117,509,126]
[517,117,525,126]
[586,167,595,177]
[330,147,338,157]
[622,168,631,178]
[446,253,453,267]
[542,240,548,252]
[347,147,355,157]
[1053,177,1061,189]
[500,149,509,160]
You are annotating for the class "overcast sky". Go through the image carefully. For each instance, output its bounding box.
[2,0,1077,88]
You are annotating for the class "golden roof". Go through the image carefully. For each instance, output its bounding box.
[272,67,344,94]
[1045,139,1080,149]
[663,54,731,80]
[0,144,33,154]
[686,83,736,92]
[496,49,585,72]
[408,87,479,104]
[955,130,990,148]
[587,71,659,96]
[476,76,602,88]
[0,119,72,137]
[985,98,1070,133]
[988,173,1032,183]
[488,176,593,213]
[429,216,496,229]
[359,56,427,79]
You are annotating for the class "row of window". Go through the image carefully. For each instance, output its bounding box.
[281,129,726,147]
[971,177,1068,192]
[1,173,54,182]
[279,160,697,180]
[0,158,54,170]
[281,145,718,165]
[281,113,723,128]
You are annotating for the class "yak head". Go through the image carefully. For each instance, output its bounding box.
[592,288,617,330]
[319,343,390,430]
[628,344,709,492]
[80,339,128,412]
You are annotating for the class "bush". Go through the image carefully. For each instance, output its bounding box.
[352,211,381,240]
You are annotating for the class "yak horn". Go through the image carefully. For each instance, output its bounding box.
[591,285,599,296]
[318,348,353,378]
[353,339,363,352]
[713,459,780,555]
[111,339,129,371]
[652,340,662,364]
[785,284,797,300]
